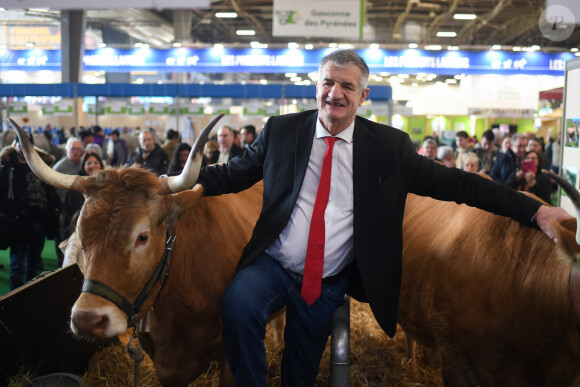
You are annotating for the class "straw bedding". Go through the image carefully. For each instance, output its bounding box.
[82,299,443,386]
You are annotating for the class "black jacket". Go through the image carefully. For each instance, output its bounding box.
[197,110,542,337]
[127,143,169,176]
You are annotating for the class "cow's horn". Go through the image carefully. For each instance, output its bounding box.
[543,169,580,245]
[8,118,81,191]
[166,112,225,193]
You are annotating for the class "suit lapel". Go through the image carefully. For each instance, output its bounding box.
[293,112,317,198]
[353,117,372,240]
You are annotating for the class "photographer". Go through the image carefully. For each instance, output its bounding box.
[505,150,552,203]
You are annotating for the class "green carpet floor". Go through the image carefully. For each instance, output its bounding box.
[0,239,60,297]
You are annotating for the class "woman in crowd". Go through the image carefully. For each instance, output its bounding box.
[505,150,552,203]
[61,152,104,241]
[168,142,192,174]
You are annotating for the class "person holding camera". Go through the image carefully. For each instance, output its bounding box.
[505,150,552,203]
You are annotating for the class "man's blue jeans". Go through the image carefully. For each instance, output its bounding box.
[221,253,349,386]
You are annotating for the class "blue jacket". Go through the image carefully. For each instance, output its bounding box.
[490,149,518,183]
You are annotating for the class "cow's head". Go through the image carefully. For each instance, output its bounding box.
[9,114,223,339]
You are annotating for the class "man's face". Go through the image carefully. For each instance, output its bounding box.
[455,136,468,149]
[513,138,527,159]
[67,141,83,164]
[316,62,369,133]
[526,140,541,153]
[481,137,492,151]
[424,143,437,159]
[140,132,155,152]
[240,128,254,146]
[218,127,233,149]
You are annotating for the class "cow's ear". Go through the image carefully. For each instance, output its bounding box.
[552,219,580,270]
[170,184,204,216]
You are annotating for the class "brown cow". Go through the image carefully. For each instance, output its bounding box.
[399,182,580,386]
[10,115,261,386]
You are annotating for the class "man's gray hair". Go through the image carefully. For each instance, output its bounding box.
[437,145,454,160]
[422,138,437,148]
[66,137,81,150]
[319,49,370,90]
[511,133,525,145]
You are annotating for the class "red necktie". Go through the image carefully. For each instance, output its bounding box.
[302,136,339,305]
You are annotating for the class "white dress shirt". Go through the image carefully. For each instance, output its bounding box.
[266,115,354,277]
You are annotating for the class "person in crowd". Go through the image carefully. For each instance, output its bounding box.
[196,49,570,386]
[0,133,61,290]
[92,125,107,161]
[526,136,550,169]
[473,129,499,174]
[233,129,242,148]
[436,145,456,168]
[454,130,473,169]
[211,125,243,164]
[78,129,94,149]
[492,128,503,149]
[61,152,104,242]
[109,129,128,167]
[127,130,169,176]
[162,129,180,160]
[490,133,527,184]
[168,142,192,174]
[505,150,552,203]
[204,140,219,166]
[53,137,84,202]
[240,125,257,148]
[120,126,140,156]
[421,138,438,160]
[500,134,512,154]
[462,153,480,173]
[546,133,561,174]
[43,131,65,162]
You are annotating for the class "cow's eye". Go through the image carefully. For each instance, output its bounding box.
[136,233,149,246]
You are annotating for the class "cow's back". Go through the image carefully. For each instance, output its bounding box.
[399,193,580,386]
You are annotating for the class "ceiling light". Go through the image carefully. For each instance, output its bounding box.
[576,52,580,57]
[329,43,338,48]
[447,46,459,50]
[285,73,297,77]
[397,74,410,79]
[97,42,107,48]
[454,13,476,20]
[215,12,237,18]
[437,31,457,37]
[305,44,314,50]
[408,43,418,49]
[571,48,579,52]
[251,41,261,48]
[338,43,354,49]
[214,43,224,50]
[172,42,182,48]
[512,46,522,51]
[425,45,442,50]
[530,45,540,51]
[288,42,299,49]
[412,83,418,87]
[236,30,255,36]
[260,79,268,85]
[369,43,380,49]
[290,77,302,82]
[445,79,457,84]
[25,42,35,48]
[491,45,501,50]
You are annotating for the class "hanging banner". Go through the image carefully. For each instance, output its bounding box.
[1,0,209,8]
[42,104,56,116]
[87,104,105,115]
[179,104,205,115]
[273,0,362,39]
[105,101,127,115]
[9,102,28,115]
[128,104,146,115]
[55,100,73,115]
[149,103,170,115]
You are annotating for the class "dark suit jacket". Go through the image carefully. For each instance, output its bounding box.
[197,110,542,337]
[209,143,244,164]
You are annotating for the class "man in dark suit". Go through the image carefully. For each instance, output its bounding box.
[197,50,570,386]
[210,125,243,164]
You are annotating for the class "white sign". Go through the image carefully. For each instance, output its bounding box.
[273,0,362,39]
[2,0,209,9]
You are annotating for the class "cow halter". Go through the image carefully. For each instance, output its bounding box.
[81,228,177,324]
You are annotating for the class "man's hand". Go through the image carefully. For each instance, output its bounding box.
[534,205,574,241]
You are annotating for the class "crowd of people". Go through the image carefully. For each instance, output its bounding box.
[418,128,561,204]
[0,120,259,289]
